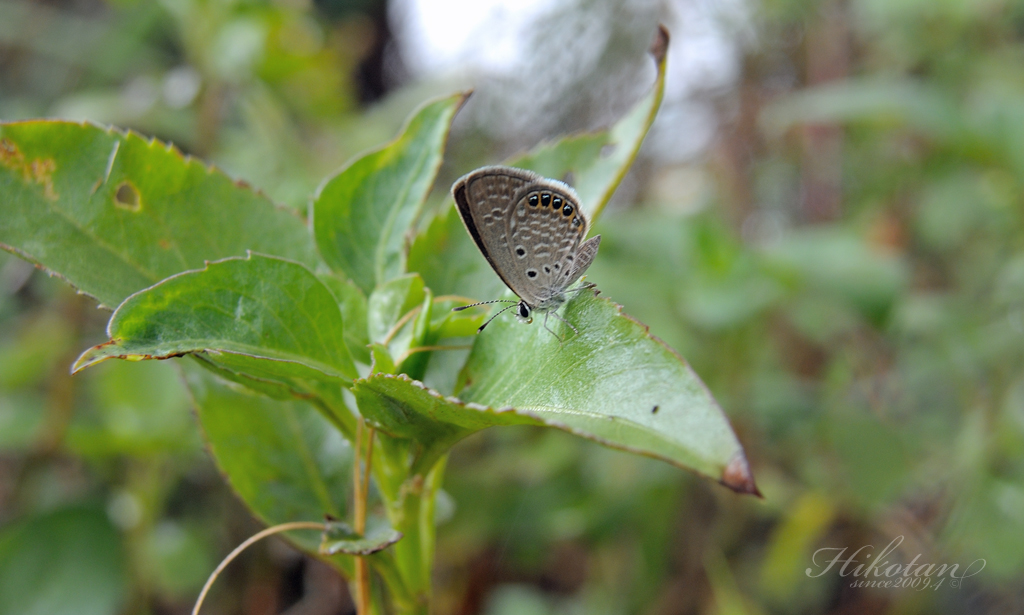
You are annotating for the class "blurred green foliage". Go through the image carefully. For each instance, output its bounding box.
[1,0,1023,614]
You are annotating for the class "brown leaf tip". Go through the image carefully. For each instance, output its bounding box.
[650,25,670,64]
[721,452,761,497]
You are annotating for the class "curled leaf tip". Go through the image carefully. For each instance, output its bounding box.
[721,452,761,497]
[70,339,120,374]
[651,25,670,64]
[319,519,403,556]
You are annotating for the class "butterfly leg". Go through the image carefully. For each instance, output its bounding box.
[564,281,597,296]
[541,312,566,343]
[548,310,580,341]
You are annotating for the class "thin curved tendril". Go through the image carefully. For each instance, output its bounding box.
[192,521,326,615]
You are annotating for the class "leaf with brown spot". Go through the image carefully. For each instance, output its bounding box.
[0,137,58,200]
[0,121,318,309]
[354,293,756,493]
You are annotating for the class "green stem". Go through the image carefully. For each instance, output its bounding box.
[368,434,447,614]
[391,475,430,612]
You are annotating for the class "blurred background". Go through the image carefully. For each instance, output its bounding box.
[2,0,1023,613]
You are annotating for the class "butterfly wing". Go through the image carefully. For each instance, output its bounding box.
[504,178,589,307]
[563,235,601,285]
[452,166,538,295]
[453,165,595,308]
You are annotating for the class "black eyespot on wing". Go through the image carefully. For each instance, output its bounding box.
[528,193,539,206]
[562,204,573,216]
[553,196,563,208]
[541,193,551,207]
[543,266,551,274]
[515,246,526,257]
[553,263,560,270]
[527,269,537,278]
[572,216,582,227]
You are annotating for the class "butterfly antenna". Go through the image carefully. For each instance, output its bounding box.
[452,299,517,312]
[477,303,517,332]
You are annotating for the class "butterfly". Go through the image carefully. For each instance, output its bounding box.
[451,166,600,337]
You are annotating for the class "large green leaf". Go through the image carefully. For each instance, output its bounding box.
[0,121,317,309]
[73,253,355,379]
[356,294,757,493]
[314,93,467,294]
[182,364,355,574]
[72,254,357,431]
[409,27,668,299]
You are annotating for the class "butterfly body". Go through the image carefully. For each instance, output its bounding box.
[452,166,600,335]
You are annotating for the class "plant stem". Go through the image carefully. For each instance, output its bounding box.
[362,428,375,510]
[354,420,365,532]
[353,419,372,615]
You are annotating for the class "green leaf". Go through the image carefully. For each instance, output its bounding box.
[182,364,355,573]
[353,373,525,476]
[369,342,397,375]
[314,93,467,294]
[396,287,435,379]
[319,272,371,364]
[73,253,356,381]
[475,294,752,491]
[354,295,756,493]
[0,121,318,309]
[72,253,358,436]
[367,273,426,344]
[0,507,126,615]
[409,27,668,299]
[320,518,403,556]
[394,32,750,490]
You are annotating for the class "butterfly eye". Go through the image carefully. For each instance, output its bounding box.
[540,193,552,207]
[518,303,531,318]
[528,194,539,206]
